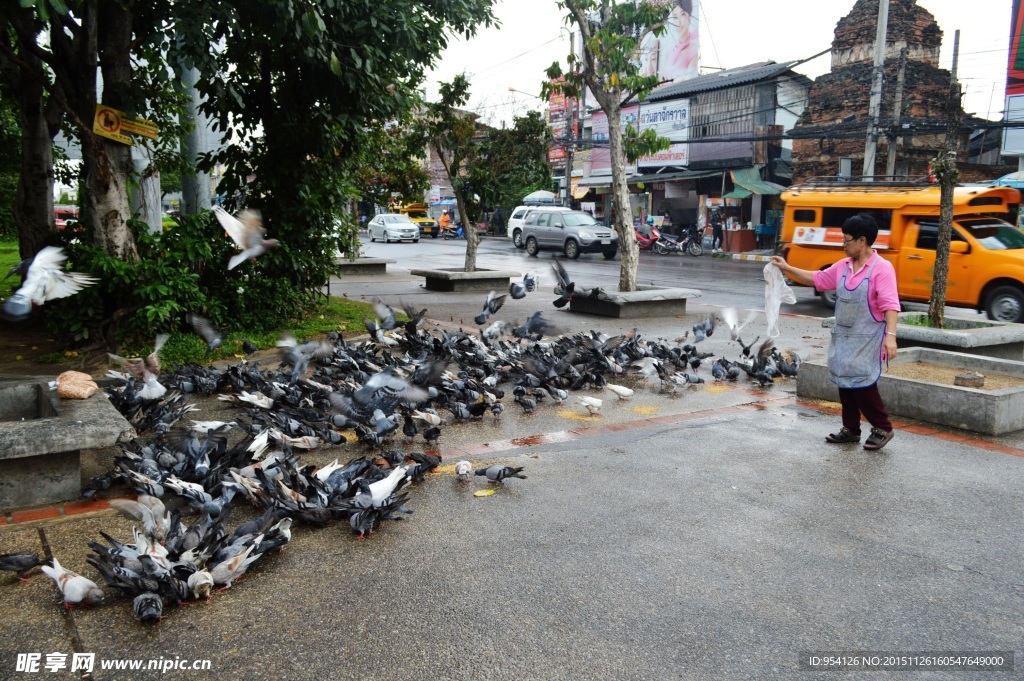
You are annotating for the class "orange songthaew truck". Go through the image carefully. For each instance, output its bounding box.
[778,179,1024,322]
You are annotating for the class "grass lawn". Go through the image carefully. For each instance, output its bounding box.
[0,239,382,368]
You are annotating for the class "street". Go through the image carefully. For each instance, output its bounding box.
[360,236,829,315]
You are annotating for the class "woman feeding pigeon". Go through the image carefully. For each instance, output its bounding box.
[769,213,899,451]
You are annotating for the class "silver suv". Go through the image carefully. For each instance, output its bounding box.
[521,209,617,260]
[507,205,564,248]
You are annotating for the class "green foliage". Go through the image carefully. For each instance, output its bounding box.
[0,240,22,299]
[470,110,553,210]
[0,175,17,240]
[354,120,431,208]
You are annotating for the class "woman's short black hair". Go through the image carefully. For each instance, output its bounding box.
[678,0,693,14]
[842,212,878,246]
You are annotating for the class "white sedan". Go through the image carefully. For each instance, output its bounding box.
[368,214,420,243]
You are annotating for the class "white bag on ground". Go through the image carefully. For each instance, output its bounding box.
[763,262,797,338]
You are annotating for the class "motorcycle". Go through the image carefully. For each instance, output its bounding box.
[653,224,703,257]
[440,222,465,240]
[634,224,661,250]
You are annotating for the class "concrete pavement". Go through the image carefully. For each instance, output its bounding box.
[1,264,1022,680]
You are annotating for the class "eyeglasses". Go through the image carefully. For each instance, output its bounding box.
[842,236,859,245]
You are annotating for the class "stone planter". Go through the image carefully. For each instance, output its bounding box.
[410,268,520,292]
[566,285,702,319]
[822,312,1024,361]
[0,377,134,510]
[797,347,1024,435]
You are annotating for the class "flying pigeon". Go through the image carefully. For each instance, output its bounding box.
[41,556,104,608]
[373,299,400,331]
[720,307,759,341]
[474,290,507,326]
[551,260,575,308]
[692,315,715,343]
[109,334,168,400]
[187,313,224,356]
[1,246,98,321]
[213,206,279,270]
[475,465,527,484]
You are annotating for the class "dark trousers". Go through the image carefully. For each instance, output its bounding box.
[838,384,892,433]
[712,227,723,249]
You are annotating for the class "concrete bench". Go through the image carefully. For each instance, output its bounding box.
[411,268,521,292]
[0,378,134,510]
[566,285,702,319]
[334,257,396,275]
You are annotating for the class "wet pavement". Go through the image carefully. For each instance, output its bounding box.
[1,254,1023,680]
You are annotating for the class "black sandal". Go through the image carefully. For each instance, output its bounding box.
[863,427,894,451]
[825,427,861,443]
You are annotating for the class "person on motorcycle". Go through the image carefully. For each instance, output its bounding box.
[439,210,452,234]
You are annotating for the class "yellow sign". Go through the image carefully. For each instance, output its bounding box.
[92,104,159,145]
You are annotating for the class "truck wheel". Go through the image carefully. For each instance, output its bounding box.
[564,239,580,259]
[525,236,539,256]
[985,285,1024,323]
[513,229,524,249]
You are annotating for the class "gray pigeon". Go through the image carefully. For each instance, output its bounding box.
[132,592,163,622]
[2,246,97,321]
[213,206,280,270]
[0,551,43,580]
[474,290,507,325]
[475,465,527,484]
[187,313,224,355]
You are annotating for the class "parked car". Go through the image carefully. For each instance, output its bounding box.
[507,205,566,248]
[521,208,618,259]
[367,214,420,243]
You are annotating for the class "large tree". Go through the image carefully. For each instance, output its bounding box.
[544,0,672,292]
[354,119,431,210]
[412,74,484,271]
[173,0,496,286]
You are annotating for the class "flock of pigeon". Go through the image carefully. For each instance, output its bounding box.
[2,230,801,623]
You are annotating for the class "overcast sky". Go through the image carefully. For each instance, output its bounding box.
[425,0,1012,127]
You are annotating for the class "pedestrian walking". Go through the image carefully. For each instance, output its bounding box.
[770,213,899,451]
[712,218,724,253]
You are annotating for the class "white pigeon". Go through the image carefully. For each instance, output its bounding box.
[455,460,472,481]
[2,246,98,321]
[41,556,104,608]
[109,495,171,542]
[578,396,602,415]
[109,334,168,400]
[720,307,759,341]
[606,384,634,401]
[187,570,214,600]
[213,206,280,270]
[190,420,236,434]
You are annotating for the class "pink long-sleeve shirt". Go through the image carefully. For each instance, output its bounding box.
[812,251,901,321]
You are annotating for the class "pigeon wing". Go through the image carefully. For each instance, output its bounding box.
[213,206,249,249]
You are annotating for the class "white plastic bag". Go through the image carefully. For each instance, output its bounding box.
[763,262,796,338]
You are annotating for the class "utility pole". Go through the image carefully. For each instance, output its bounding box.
[885,46,908,178]
[563,31,575,207]
[928,29,961,330]
[862,0,890,179]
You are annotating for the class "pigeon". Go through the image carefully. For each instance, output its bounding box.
[0,551,43,580]
[551,261,575,308]
[132,592,163,622]
[187,313,224,356]
[513,312,556,340]
[692,315,715,343]
[109,334,168,400]
[737,335,761,358]
[1,246,98,321]
[41,556,104,607]
[474,290,507,326]
[720,307,758,341]
[373,299,400,331]
[213,206,280,270]
[455,460,472,481]
[605,384,633,401]
[577,395,602,415]
[475,465,527,484]
[188,570,214,600]
[242,338,259,355]
[399,302,428,335]
[523,272,537,293]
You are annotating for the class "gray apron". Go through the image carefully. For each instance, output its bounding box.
[828,258,884,389]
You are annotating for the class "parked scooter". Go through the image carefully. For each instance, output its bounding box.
[633,219,661,250]
[654,224,703,256]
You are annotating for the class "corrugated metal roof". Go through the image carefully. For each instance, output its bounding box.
[646,61,810,102]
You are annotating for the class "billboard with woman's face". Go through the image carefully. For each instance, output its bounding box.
[638,0,700,84]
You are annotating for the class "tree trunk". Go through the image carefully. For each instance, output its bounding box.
[607,106,638,291]
[9,15,57,260]
[456,189,478,272]
[81,0,137,260]
[928,151,955,329]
